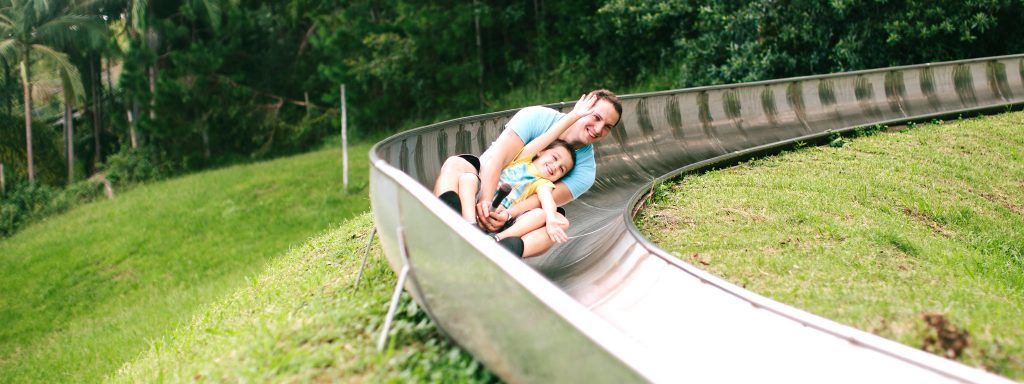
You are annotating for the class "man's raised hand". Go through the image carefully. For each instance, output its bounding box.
[571,92,599,119]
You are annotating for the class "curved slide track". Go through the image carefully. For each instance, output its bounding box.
[369,55,1023,383]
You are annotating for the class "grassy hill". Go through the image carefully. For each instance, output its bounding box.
[0,143,373,382]
[109,213,492,383]
[637,112,1023,379]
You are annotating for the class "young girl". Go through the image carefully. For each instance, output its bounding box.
[436,93,599,248]
[488,139,576,244]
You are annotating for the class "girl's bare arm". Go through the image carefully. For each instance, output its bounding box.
[536,184,569,243]
[518,93,598,160]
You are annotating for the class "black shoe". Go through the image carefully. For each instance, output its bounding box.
[497,236,524,258]
[438,191,461,212]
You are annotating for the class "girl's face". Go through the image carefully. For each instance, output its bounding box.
[533,146,574,181]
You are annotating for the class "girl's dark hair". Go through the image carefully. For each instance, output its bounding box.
[532,139,577,176]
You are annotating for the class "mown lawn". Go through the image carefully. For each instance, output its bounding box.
[636,112,1023,379]
[0,144,373,382]
[110,213,493,383]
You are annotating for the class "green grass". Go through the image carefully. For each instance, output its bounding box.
[636,112,1024,379]
[110,213,493,383]
[0,143,373,382]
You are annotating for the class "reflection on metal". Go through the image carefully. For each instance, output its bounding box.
[920,66,943,112]
[885,70,908,115]
[818,78,837,106]
[954,64,979,107]
[987,61,1014,101]
[665,94,686,140]
[760,86,778,125]
[855,75,883,120]
[369,55,1024,383]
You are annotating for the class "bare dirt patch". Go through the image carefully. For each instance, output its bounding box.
[722,207,768,222]
[112,270,136,282]
[921,312,970,360]
[901,207,955,238]
[649,210,693,227]
[975,187,1024,217]
[689,253,710,266]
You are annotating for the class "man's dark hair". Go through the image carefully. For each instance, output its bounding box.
[533,139,577,176]
[591,89,622,126]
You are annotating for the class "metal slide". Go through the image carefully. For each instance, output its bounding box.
[369,55,1023,383]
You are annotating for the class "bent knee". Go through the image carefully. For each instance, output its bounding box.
[458,172,480,185]
[441,156,475,173]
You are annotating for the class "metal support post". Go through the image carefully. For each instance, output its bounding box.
[340,84,349,191]
[377,263,409,352]
[377,226,411,352]
[354,226,377,290]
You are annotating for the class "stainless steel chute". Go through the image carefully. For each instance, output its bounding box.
[369,55,1024,383]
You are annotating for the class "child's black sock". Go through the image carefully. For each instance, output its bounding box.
[438,191,461,212]
[497,236,525,258]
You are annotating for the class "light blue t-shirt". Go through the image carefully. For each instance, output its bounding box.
[506,106,595,200]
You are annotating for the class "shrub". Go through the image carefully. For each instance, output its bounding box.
[101,147,170,185]
[0,183,57,237]
[1,179,109,238]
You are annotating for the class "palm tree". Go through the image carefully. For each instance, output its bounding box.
[0,0,105,183]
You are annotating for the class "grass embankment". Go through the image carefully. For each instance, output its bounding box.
[0,144,373,381]
[111,213,493,383]
[636,112,1023,379]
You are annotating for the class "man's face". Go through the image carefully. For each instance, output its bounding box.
[572,99,620,146]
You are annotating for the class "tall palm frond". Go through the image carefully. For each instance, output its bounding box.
[32,43,82,100]
[130,0,145,31]
[0,39,17,62]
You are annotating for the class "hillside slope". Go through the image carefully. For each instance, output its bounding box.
[638,112,1023,378]
[110,213,493,383]
[0,144,371,382]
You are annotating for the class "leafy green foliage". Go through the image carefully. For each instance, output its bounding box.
[652,180,674,203]
[311,0,610,135]
[0,179,107,236]
[384,296,496,382]
[0,114,64,186]
[854,124,885,137]
[4,0,1024,186]
[0,145,170,239]
[0,0,109,183]
[0,182,56,236]
[828,131,848,148]
[119,0,337,172]
[100,147,169,184]
[597,0,1024,87]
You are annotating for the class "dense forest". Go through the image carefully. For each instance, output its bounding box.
[2,0,1023,234]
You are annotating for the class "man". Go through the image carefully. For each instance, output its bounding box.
[434,89,622,257]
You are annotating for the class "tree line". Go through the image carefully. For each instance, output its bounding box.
[1,0,1022,189]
